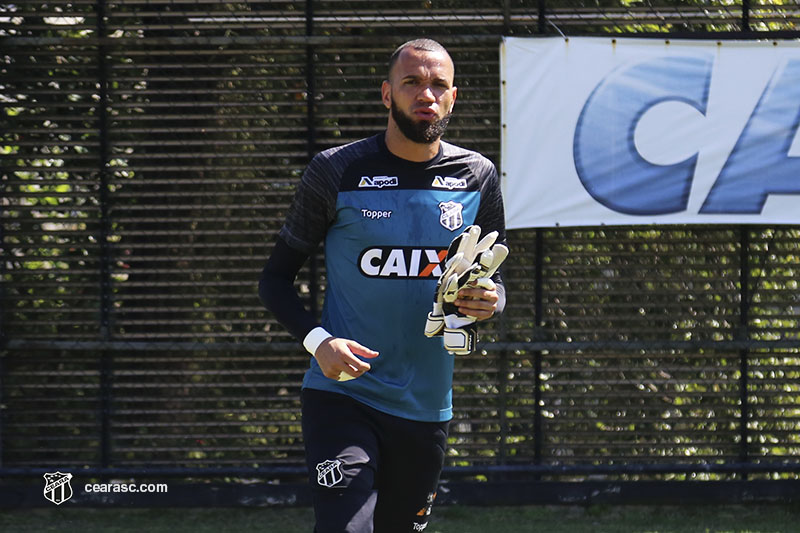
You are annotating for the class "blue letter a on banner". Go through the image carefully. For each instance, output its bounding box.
[701,59,800,214]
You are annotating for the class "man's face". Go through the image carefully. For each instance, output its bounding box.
[382,48,457,144]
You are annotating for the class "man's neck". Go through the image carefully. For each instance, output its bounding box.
[384,125,440,163]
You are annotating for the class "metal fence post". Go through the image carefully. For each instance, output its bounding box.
[538,0,547,35]
[0,177,6,467]
[306,0,320,317]
[742,0,751,32]
[498,347,509,473]
[533,229,544,470]
[0,270,5,469]
[738,226,751,479]
[96,0,113,470]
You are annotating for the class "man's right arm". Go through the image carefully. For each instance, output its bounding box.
[261,145,379,379]
[258,236,319,343]
[259,235,379,380]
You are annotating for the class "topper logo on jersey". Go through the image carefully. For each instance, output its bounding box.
[432,175,467,190]
[359,246,447,279]
[359,175,398,188]
[574,54,800,215]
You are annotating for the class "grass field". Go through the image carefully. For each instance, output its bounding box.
[1,504,799,532]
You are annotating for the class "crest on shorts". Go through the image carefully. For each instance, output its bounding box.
[43,471,73,505]
[438,201,463,231]
[316,459,343,488]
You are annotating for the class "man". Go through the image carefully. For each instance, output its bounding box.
[259,38,507,533]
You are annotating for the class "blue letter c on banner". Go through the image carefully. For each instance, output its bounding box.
[574,55,713,215]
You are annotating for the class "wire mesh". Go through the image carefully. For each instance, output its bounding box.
[2,0,800,484]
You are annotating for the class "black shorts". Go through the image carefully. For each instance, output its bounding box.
[301,388,449,533]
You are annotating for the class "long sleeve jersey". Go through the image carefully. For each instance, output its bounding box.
[261,132,507,422]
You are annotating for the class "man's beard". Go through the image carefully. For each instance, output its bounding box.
[391,99,452,144]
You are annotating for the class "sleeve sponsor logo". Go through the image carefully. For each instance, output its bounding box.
[359,246,447,278]
[359,175,399,188]
[432,175,468,189]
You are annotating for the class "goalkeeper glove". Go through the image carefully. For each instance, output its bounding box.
[424,225,508,355]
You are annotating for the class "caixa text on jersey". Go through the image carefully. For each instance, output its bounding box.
[358,246,447,279]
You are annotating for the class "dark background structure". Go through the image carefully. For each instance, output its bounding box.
[2,0,800,506]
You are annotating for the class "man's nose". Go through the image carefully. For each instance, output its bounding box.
[417,85,436,102]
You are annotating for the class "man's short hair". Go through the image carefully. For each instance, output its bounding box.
[387,39,452,78]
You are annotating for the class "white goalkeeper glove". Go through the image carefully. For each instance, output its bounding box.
[424,225,508,355]
[424,225,484,339]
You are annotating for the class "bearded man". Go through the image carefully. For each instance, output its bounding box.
[259,39,508,533]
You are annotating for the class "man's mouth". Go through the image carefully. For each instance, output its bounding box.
[414,108,437,120]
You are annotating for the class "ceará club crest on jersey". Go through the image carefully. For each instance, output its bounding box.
[438,201,464,231]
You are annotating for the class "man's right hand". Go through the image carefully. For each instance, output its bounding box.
[314,338,380,381]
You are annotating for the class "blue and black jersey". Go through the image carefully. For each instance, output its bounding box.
[272,133,506,422]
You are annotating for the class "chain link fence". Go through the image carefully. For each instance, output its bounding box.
[3,0,800,503]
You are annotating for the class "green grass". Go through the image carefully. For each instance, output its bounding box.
[1,505,800,532]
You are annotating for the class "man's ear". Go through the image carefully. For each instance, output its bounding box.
[381,80,392,110]
[449,86,458,113]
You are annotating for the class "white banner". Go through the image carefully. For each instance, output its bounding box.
[501,37,800,229]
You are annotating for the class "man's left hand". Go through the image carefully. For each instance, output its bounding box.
[453,278,499,321]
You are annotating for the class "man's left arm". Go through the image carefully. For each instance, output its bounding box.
[457,163,507,319]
